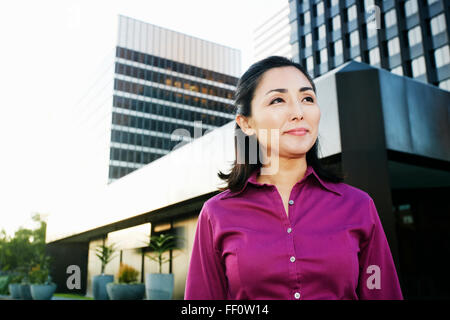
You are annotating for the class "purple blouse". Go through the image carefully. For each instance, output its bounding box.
[184,164,403,300]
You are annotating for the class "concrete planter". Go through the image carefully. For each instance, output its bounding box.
[18,284,32,300]
[145,273,174,300]
[92,274,114,300]
[106,283,145,300]
[8,284,21,299]
[30,283,57,300]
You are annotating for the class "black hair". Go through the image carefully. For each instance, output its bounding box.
[217,55,344,193]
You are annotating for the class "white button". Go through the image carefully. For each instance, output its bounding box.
[294,292,301,299]
[290,256,296,263]
[288,200,294,205]
[287,227,292,233]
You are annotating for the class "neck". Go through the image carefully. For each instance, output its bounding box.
[257,153,308,188]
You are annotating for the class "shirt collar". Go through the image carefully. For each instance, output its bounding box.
[219,164,342,200]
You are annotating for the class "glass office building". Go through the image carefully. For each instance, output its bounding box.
[288,0,450,90]
[253,3,293,62]
[109,15,241,182]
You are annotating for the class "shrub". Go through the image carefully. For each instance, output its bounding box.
[28,264,51,285]
[117,263,139,284]
[9,272,25,284]
[0,275,10,294]
[94,243,117,274]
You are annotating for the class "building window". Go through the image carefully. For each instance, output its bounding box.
[305,33,312,48]
[331,0,339,7]
[348,5,357,21]
[306,56,314,73]
[350,30,359,48]
[332,15,341,31]
[439,78,450,91]
[408,26,422,47]
[427,0,439,5]
[404,0,418,17]
[391,65,403,75]
[367,23,377,38]
[431,14,447,36]
[320,48,328,63]
[388,37,400,56]
[334,39,343,56]
[353,56,362,62]
[304,10,311,25]
[318,25,326,40]
[411,56,426,77]
[364,0,374,10]
[385,9,397,28]
[434,45,450,68]
[316,1,324,16]
[369,47,380,65]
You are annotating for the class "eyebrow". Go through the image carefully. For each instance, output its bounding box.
[265,87,315,95]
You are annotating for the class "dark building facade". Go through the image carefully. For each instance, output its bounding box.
[109,15,241,182]
[288,0,450,90]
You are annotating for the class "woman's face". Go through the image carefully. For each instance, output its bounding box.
[238,66,320,160]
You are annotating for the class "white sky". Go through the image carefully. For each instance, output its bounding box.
[0,0,285,236]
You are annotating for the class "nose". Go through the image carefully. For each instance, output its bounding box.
[289,99,304,121]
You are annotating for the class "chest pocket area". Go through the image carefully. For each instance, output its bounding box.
[233,240,291,298]
[300,229,359,293]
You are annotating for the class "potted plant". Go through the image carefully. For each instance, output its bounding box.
[18,275,33,300]
[106,263,145,300]
[0,271,11,296]
[92,242,116,300]
[144,233,183,300]
[29,255,57,300]
[8,272,24,299]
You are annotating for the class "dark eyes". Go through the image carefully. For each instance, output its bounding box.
[269,96,314,105]
[270,97,284,104]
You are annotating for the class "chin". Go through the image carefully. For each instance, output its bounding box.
[278,147,310,157]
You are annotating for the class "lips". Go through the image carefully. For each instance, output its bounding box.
[285,128,309,135]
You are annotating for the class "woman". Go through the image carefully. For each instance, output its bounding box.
[184,56,403,300]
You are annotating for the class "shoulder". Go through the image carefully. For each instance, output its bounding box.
[331,182,376,213]
[198,190,233,219]
[334,182,379,224]
[336,182,372,202]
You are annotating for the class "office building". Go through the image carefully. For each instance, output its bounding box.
[253,3,293,61]
[288,0,450,90]
[109,15,241,182]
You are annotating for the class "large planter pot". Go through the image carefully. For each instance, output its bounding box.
[30,283,57,300]
[8,284,22,299]
[18,284,32,300]
[145,273,174,300]
[92,274,114,300]
[106,283,145,300]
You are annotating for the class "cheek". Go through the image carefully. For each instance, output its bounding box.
[306,106,321,129]
[258,112,284,129]
[253,112,284,145]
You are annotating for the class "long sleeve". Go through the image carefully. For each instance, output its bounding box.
[357,197,403,300]
[184,201,228,300]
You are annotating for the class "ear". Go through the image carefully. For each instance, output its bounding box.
[235,114,256,136]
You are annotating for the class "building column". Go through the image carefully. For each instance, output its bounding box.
[335,67,401,276]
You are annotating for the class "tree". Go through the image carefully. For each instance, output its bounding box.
[0,213,48,274]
